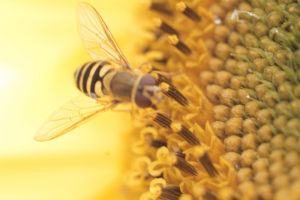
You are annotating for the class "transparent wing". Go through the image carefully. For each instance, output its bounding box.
[78,2,130,69]
[35,96,117,142]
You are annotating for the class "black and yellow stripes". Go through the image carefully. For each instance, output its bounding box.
[74,60,112,98]
[81,61,97,94]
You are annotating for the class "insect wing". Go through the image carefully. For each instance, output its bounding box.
[78,3,130,68]
[35,96,117,142]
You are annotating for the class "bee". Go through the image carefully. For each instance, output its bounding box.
[35,2,188,142]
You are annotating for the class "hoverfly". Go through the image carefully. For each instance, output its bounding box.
[35,2,188,142]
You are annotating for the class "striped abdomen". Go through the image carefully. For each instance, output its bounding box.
[74,60,115,98]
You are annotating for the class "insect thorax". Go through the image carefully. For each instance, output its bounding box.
[111,72,157,108]
[110,71,138,102]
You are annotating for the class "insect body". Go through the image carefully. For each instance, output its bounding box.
[34,2,220,180]
[74,60,157,108]
[35,3,186,142]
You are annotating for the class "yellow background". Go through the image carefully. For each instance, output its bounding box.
[0,0,140,199]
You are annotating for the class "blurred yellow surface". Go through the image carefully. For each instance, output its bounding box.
[0,0,140,199]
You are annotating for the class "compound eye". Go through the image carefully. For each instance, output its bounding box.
[134,75,157,108]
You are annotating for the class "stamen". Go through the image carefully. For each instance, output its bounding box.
[153,30,164,39]
[168,35,192,55]
[204,191,218,200]
[154,18,179,35]
[175,156,198,176]
[150,2,173,16]
[199,153,218,177]
[159,185,182,200]
[151,139,167,148]
[153,57,169,64]
[172,123,200,145]
[142,46,151,53]
[160,82,189,106]
[153,114,199,146]
[153,113,172,128]
[151,104,158,110]
[176,2,201,22]
[175,151,185,159]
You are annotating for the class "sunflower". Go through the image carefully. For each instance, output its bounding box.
[116,0,300,199]
[2,1,298,200]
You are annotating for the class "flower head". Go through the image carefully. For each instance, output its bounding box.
[121,0,300,199]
